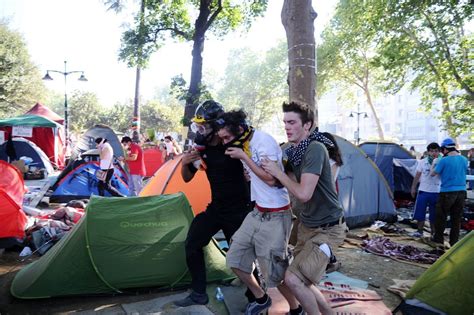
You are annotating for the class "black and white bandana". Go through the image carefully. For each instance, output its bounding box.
[286,130,335,166]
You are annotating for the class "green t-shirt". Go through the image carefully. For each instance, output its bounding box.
[290,141,343,228]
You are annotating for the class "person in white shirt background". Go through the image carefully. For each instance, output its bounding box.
[410,142,441,238]
[95,137,125,197]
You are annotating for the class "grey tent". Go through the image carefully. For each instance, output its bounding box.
[70,125,124,162]
[334,136,396,227]
[359,142,414,199]
[0,137,55,175]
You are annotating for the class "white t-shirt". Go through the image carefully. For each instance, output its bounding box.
[99,142,114,170]
[416,158,441,193]
[329,159,340,184]
[165,141,175,154]
[244,130,290,208]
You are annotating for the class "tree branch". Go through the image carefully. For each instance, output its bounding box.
[203,0,222,32]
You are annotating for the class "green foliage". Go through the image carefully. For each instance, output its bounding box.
[217,41,288,128]
[371,0,473,137]
[170,74,213,105]
[0,21,47,117]
[119,0,268,68]
[67,90,103,132]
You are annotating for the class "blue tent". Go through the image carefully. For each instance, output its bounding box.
[359,142,414,198]
[50,161,128,202]
[0,137,54,175]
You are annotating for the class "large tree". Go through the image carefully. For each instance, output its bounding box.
[281,0,317,124]
[118,0,268,126]
[67,90,103,133]
[0,22,47,117]
[317,1,385,139]
[217,42,288,128]
[373,0,473,138]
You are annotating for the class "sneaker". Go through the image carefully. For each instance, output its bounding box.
[286,306,306,315]
[174,291,209,307]
[409,231,423,238]
[244,296,272,315]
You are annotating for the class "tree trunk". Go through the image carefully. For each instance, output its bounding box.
[441,95,456,139]
[132,0,145,143]
[281,0,317,126]
[364,86,384,140]
[183,2,211,126]
[132,66,141,142]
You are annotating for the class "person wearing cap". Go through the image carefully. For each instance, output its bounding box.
[119,136,146,196]
[262,101,346,315]
[216,109,292,315]
[174,100,254,307]
[430,137,468,246]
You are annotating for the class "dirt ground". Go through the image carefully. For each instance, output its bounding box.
[0,225,435,315]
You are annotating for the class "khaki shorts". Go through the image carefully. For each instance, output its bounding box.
[288,220,347,285]
[226,209,293,287]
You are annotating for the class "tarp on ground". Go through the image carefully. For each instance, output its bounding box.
[0,160,27,240]
[70,125,124,163]
[359,142,414,197]
[405,231,474,315]
[0,115,65,169]
[11,193,234,299]
[0,137,55,175]
[24,103,64,125]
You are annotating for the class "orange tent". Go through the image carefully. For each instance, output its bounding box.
[140,155,211,215]
[0,161,27,239]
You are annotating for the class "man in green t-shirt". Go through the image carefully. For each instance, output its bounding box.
[262,101,347,315]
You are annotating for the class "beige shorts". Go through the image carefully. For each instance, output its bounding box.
[226,209,293,287]
[288,219,347,285]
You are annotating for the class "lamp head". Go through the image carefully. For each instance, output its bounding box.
[349,112,354,118]
[364,113,368,118]
[78,73,88,82]
[42,72,53,81]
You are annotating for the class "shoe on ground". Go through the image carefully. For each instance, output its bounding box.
[244,296,272,315]
[409,231,423,238]
[286,307,306,315]
[174,291,209,307]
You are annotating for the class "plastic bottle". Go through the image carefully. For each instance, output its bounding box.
[215,287,224,301]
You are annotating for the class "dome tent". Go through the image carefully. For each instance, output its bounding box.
[11,193,234,298]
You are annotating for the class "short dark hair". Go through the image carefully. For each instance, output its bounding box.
[94,137,107,144]
[121,136,132,144]
[282,101,315,129]
[216,109,248,136]
[164,135,172,141]
[426,142,440,151]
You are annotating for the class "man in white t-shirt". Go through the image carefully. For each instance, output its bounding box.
[217,110,293,315]
[95,137,125,197]
[410,142,441,237]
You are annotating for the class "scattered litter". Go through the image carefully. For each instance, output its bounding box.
[19,246,32,257]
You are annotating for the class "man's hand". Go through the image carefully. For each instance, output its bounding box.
[411,187,417,199]
[225,147,246,160]
[261,158,282,178]
[118,156,125,162]
[181,151,200,166]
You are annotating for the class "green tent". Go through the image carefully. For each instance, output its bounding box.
[11,193,234,299]
[405,231,474,314]
[0,115,60,127]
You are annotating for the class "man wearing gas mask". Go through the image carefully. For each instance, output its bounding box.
[174,100,254,307]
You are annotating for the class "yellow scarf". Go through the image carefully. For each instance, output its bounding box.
[229,127,254,158]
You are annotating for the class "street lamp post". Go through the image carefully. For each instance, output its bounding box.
[349,103,368,145]
[42,60,87,149]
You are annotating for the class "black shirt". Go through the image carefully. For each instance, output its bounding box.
[190,144,250,217]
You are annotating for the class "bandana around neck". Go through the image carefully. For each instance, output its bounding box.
[227,126,255,158]
[286,130,335,166]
